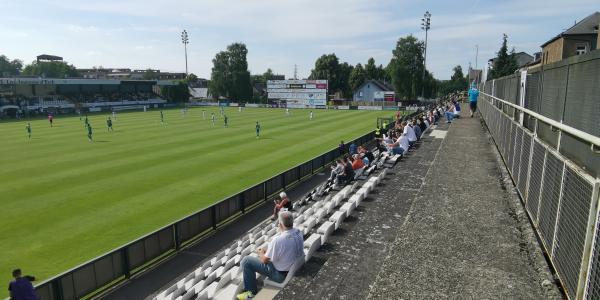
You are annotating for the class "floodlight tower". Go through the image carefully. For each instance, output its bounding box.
[181,30,189,75]
[421,11,431,98]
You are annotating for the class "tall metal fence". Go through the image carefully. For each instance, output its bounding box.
[479,50,600,300]
[31,131,378,300]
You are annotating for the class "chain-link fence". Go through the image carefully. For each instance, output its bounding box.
[480,50,600,300]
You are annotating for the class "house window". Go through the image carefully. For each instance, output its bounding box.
[359,91,363,97]
[576,43,588,55]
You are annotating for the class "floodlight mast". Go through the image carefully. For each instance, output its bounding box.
[421,11,431,99]
[181,30,189,76]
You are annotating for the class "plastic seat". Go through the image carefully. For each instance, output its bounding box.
[264,254,306,289]
[204,271,231,299]
[317,221,335,245]
[358,187,369,199]
[303,234,322,262]
[213,282,243,300]
[339,202,355,218]
[332,194,343,206]
[323,201,335,215]
[348,193,362,207]
[329,211,345,230]
[314,208,327,223]
[302,217,316,234]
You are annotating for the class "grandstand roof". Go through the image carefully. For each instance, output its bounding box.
[37,54,63,62]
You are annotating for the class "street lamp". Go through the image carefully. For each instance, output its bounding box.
[421,11,431,99]
[181,30,189,75]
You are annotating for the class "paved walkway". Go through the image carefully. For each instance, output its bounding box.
[279,116,562,299]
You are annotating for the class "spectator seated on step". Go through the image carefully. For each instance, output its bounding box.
[336,156,355,186]
[349,142,357,155]
[386,129,409,156]
[351,154,365,170]
[359,146,375,165]
[452,100,461,118]
[272,192,292,220]
[411,119,422,140]
[402,121,417,147]
[328,159,344,183]
[444,104,455,123]
[237,211,304,300]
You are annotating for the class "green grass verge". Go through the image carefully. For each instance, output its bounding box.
[0,107,392,296]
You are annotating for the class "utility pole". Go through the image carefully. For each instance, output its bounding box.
[421,11,431,99]
[475,44,479,69]
[181,30,189,76]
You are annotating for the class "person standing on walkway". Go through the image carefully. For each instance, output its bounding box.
[468,83,480,118]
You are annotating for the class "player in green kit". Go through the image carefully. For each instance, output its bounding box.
[211,113,216,126]
[224,115,228,127]
[255,121,261,138]
[87,124,93,142]
[84,115,89,129]
[160,110,165,125]
[106,117,113,131]
[26,123,31,139]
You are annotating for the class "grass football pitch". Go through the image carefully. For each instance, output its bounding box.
[0,107,393,292]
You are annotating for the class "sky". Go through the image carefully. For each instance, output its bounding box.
[1,0,598,80]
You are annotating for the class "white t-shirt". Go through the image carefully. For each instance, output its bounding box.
[404,125,417,142]
[398,134,410,153]
[265,228,304,271]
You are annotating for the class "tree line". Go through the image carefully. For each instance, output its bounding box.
[1,33,520,101]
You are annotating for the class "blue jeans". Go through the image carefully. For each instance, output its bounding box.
[241,256,285,294]
[392,146,405,155]
[445,111,453,122]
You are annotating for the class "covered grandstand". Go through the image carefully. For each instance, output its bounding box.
[0,78,179,117]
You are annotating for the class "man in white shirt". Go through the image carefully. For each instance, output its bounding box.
[237,211,304,299]
[403,121,417,147]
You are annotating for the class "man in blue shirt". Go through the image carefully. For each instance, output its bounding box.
[468,83,480,118]
[8,269,38,300]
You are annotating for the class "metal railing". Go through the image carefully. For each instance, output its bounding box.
[478,91,600,300]
[30,131,378,300]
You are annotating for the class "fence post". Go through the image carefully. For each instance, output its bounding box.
[240,192,246,213]
[263,182,268,202]
[121,248,131,279]
[173,223,181,251]
[211,206,217,230]
[51,279,63,300]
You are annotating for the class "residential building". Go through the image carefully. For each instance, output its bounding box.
[540,11,600,65]
[353,80,394,102]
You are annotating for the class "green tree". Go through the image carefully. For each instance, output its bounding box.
[161,81,190,102]
[438,65,469,95]
[209,51,230,99]
[338,62,354,98]
[263,68,274,81]
[186,73,198,83]
[209,43,252,101]
[489,34,519,79]
[349,63,366,92]
[0,55,23,75]
[388,35,425,100]
[365,57,378,80]
[309,53,341,94]
[142,69,159,80]
[21,60,79,78]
